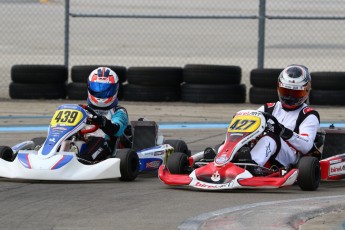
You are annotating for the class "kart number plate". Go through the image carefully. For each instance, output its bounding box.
[51,109,84,126]
[228,115,260,133]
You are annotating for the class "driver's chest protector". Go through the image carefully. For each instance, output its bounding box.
[264,103,320,134]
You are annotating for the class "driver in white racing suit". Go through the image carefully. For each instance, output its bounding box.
[79,67,128,162]
[249,64,320,168]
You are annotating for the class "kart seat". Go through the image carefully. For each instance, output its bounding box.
[130,120,158,151]
[308,130,326,160]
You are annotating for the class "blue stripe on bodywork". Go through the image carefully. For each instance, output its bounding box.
[139,158,163,172]
[18,153,31,169]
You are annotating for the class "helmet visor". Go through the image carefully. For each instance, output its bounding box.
[278,86,308,106]
[88,82,118,99]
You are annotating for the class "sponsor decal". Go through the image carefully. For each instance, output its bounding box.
[329,162,345,176]
[211,171,220,182]
[266,103,275,108]
[330,159,342,164]
[194,181,234,189]
[265,143,271,157]
[303,107,313,114]
[49,138,56,143]
[146,160,161,169]
[52,127,67,131]
[154,151,164,156]
[215,155,227,164]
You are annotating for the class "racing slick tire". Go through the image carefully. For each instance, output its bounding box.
[164,139,190,157]
[166,152,189,174]
[297,156,320,191]
[115,149,139,181]
[0,146,14,162]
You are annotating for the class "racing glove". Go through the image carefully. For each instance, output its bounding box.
[267,120,293,140]
[90,115,120,137]
[263,112,293,141]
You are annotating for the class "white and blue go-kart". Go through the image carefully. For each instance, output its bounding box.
[0,104,189,181]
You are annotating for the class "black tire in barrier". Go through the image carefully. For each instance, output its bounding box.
[66,82,88,100]
[9,82,66,99]
[181,84,246,103]
[250,68,283,88]
[310,72,345,90]
[309,90,345,105]
[11,65,68,84]
[183,64,241,85]
[127,67,183,86]
[71,65,127,83]
[123,84,180,102]
[249,87,279,104]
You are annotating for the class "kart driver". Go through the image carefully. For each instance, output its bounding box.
[249,64,320,168]
[79,67,128,162]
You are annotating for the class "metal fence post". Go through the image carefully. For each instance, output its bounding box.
[64,0,70,67]
[257,0,266,69]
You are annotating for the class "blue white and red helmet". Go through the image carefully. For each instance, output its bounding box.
[277,64,311,110]
[87,67,119,108]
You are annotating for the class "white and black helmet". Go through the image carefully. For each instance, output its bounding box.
[277,64,311,109]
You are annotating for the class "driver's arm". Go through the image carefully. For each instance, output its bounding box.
[94,108,128,138]
[285,115,319,154]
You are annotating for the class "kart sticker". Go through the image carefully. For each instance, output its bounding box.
[228,115,260,133]
[51,109,84,127]
[329,162,345,176]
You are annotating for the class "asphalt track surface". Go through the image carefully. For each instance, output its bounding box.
[0,100,345,230]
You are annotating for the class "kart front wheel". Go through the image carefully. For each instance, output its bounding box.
[167,152,189,174]
[115,149,139,181]
[164,139,190,156]
[0,146,14,162]
[297,156,320,191]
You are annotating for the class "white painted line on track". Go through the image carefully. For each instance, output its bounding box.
[179,195,345,230]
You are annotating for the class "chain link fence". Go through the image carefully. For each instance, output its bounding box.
[1,0,344,99]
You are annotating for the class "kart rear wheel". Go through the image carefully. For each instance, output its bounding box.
[297,156,320,191]
[115,149,139,181]
[164,139,190,156]
[0,146,14,162]
[167,152,189,174]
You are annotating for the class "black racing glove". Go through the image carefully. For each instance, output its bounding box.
[90,114,107,128]
[90,114,120,137]
[268,122,293,141]
[272,122,293,140]
[263,112,293,141]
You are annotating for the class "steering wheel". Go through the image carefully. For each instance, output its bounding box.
[260,112,279,133]
[79,104,99,135]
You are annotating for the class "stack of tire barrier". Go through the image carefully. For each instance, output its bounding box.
[249,68,282,104]
[123,67,183,101]
[10,65,68,99]
[181,64,245,103]
[309,72,345,105]
[67,65,127,100]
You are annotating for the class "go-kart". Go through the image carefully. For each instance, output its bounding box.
[0,104,189,181]
[318,125,345,181]
[120,118,190,173]
[159,110,320,191]
[0,104,139,181]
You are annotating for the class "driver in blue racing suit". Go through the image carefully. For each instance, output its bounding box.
[79,67,128,162]
[249,64,320,168]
